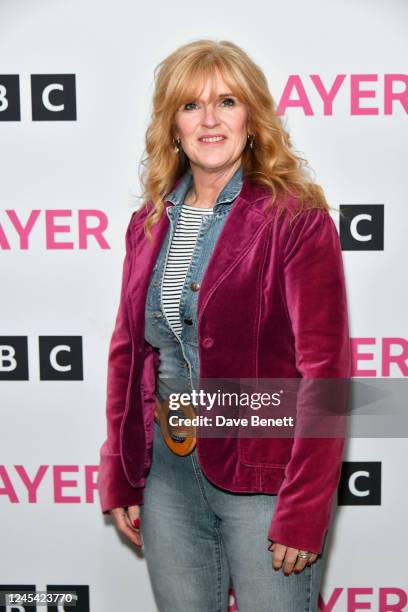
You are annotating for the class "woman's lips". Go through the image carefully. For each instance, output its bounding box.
[198,136,227,145]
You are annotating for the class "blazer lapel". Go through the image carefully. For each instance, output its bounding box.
[197,179,271,325]
[127,176,271,338]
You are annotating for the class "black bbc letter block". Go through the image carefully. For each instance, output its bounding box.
[47,584,90,612]
[39,336,83,380]
[339,204,384,251]
[31,74,77,121]
[0,584,36,610]
[0,336,28,380]
[0,75,21,121]
[338,461,381,506]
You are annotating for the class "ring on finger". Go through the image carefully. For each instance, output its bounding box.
[297,550,312,560]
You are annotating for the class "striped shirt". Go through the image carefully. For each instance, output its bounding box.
[161,203,214,336]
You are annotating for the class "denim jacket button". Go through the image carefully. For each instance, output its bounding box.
[190,282,200,291]
[202,337,214,348]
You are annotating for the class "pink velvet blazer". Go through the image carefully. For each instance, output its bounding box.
[97,175,351,554]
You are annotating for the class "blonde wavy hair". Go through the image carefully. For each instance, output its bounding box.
[138,39,336,241]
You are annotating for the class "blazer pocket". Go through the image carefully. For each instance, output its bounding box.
[238,437,293,468]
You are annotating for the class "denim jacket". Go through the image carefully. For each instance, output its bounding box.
[144,164,244,402]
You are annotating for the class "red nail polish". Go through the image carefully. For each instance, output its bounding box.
[133,518,140,529]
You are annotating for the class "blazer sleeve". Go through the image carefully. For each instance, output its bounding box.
[267,208,351,554]
[97,212,144,514]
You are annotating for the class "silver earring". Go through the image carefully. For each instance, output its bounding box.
[173,138,181,153]
[248,134,254,150]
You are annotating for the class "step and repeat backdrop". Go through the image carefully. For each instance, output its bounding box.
[1,0,407,610]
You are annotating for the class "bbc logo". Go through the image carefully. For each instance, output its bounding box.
[0,584,89,611]
[0,336,83,380]
[0,74,77,121]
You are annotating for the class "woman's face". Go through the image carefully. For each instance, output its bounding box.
[173,71,248,172]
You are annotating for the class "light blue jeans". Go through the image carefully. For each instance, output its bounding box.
[140,419,328,612]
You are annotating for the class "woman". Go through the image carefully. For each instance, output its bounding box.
[98,39,351,611]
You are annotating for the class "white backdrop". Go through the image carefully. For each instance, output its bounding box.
[1,0,407,610]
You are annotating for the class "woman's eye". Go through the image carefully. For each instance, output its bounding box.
[221,97,235,106]
[183,97,236,111]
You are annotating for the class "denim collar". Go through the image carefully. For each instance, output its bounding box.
[166,164,244,213]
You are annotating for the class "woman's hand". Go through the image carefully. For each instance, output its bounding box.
[110,505,143,549]
[268,542,318,575]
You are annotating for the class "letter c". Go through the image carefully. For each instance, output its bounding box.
[350,214,372,242]
[349,470,370,497]
[42,83,65,112]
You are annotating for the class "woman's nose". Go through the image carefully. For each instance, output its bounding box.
[202,104,219,126]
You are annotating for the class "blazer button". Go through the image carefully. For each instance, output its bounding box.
[202,337,214,348]
[190,282,200,291]
[183,317,193,325]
